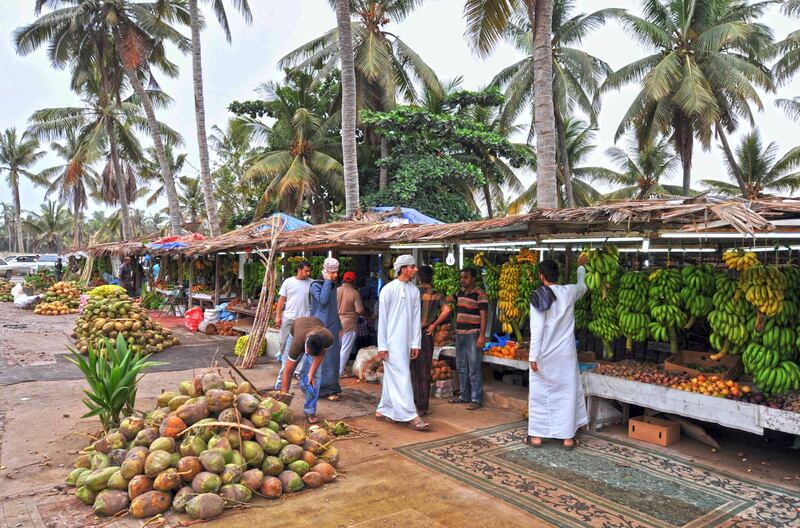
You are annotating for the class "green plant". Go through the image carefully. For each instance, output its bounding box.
[67,335,165,432]
[139,286,163,310]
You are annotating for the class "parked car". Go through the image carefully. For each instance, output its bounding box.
[0,255,36,278]
[32,254,59,273]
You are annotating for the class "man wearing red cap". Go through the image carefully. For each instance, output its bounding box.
[337,271,364,376]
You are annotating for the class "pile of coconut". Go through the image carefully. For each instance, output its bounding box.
[65,371,340,521]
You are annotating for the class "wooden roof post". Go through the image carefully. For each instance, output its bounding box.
[214,253,221,305]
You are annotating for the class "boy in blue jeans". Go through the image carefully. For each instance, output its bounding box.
[279,316,334,424]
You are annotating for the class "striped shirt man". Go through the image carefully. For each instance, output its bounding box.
[451,287,489,334]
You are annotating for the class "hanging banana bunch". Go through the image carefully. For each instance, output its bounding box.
[722,249,759,272]
[648,267,687,355]
[617,271,651,351]
[498,257,523,340]
[432,263,460,297]
[708,273,752,360]
[737,264,787,331]
[679,264,716,329]
[516,261,540,322]
[584,245,621,358]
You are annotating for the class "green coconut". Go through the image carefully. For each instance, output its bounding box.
[120,451,146,480]
[242,441,265,468]
[108,448,128,467]
[93,489,130,517]
[267,421,280,432]
[230,450,247,471]
[236,381,252,394]
[206,389,235,413]
[235,393,260,415]
[220,463,242,485]
[223,381,238,392]
[168,395,191,411]
[127,475,153,500]
[66,467,90,487]
[278,444,303,465]
[219,483,252,505]
[89,452,110,470]
[261,456,283,477]
[191,471,222,494]
[179,381,197,397]
[312,462,337,483]
[241,469,264,491]
[319,445,340,467]
[332,421,349,436]
[302,471,325,489]
[248,408,272,428]
[255,428,282,455]
[133,427,159,447]
[287,460,310,476]
[144,450,172,478]
[278,470,304,493]
[106,470,129,491]
[85,466,120,492]
[157,391,180,408]
[201,372,225,393]
[186,493,225,520]
[149,437,176,454]
[177,402,209,425]
[180,436,207,457]
[170,451,182,468]
[223,429,241,449]
[199,450,225,473]
[193,418,217,442]
[75,486,97,505]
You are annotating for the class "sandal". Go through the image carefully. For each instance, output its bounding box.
[327,394,341,402]
[408,417,430,431]
[449,397,469,404]
[374,413,395,423]
[305,414,319,425]
[466,402,482,410]
[562,438,579,450]
[524,435,542,447]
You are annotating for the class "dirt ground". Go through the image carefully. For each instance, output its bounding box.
[0,302,799,528]
[0,303,77,367]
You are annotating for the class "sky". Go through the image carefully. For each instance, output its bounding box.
[0,0,798,218]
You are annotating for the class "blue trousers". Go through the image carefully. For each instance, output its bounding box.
[455,332,483,404]
[318,332,342,397]
[274,334,307,390]
[298,353,321,416]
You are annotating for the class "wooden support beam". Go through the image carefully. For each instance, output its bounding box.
[214,253,221,305]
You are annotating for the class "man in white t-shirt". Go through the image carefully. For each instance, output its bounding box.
[273,261,312,389]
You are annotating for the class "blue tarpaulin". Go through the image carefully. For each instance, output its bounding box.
[255,213,312,233]
[371,207,443,224]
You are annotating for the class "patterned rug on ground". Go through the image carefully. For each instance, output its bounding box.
[396,422,799,528]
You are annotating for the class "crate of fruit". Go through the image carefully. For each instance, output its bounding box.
[663,350,743,381]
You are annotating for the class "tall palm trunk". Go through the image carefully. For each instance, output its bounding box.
[530,0,558,209]
[482,182,494,218]
[72,192,81,249]
[100,64,133,240]
[379,135,389,190]
[335,0,360,215]
[12,174,24,252]
[121,62,183,235]
[188,0,221,236]
[717,125,750,198]
[554,108,575,207]
[675,118,693,195]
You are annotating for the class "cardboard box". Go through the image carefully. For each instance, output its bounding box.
[628,416,681,447]
[664,350,743,380]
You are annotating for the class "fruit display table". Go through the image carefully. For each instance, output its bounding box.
[188,292,236,309]
[435,346,530,370]
[583,372,800,436]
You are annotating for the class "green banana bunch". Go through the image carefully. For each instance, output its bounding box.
[708,273,751,360]
[648,268,686,354]
[679,264,716,329]
[582,245,621,358]
[516,263,540,321]
[589,289,621,358]
[738,264,787,321]
[432,263,460,297]
[617,271,651,350]
[583,245,620,299]
[744,340,800,395]
[482,266,500,301]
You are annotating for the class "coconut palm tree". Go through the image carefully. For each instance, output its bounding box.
[508,117,604,212]
[602,0,775,196]
[465,0,559,208]
[775,0,800,84]
[0,203,15,251]
[188,0,252,236]
[25,201,71,253]
[281,0,440,200]
[591,135,687,200]
[242,79,344,224]
[15,0,191,235]
[177,176,206,225]
[700,130,800,198]
[142,144,188,209]
[0,128,48,252]
[38,130,99,249]
[491,0,616,207]
[777,97,800,122]
[209,118,260,224]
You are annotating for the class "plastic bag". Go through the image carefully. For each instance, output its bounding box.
[184,306,203,331]
[353,346,384,383]
[11,283,23,298]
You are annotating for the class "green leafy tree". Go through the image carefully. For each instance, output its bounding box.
[700,130,800,198]
[603,0,775,195]
[209,118,262,228]
[362,89,532,222]
[492,0,616,207]
[0,128,47,252]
